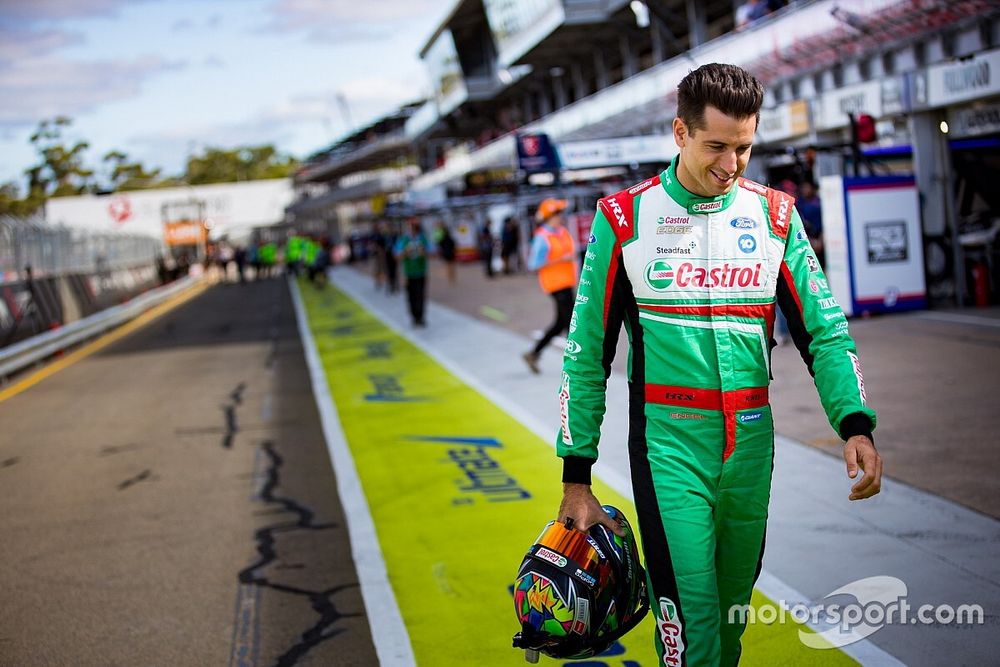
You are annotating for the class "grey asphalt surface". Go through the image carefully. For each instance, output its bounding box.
[405,257,1000,519]
[0,278,377,666]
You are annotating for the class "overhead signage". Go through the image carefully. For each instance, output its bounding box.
[816,80,883,131]
[915,48,1000,109]
[164,220,208,247]
[516,133,561,173]
[948,101,1000,137]
[757,99,810,143]
[557,135,676,170]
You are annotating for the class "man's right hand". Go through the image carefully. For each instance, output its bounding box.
[558,483,625,536]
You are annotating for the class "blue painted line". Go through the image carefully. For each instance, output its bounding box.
[404,435,503,447]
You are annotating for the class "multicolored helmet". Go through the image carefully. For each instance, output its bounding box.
[511,506,649,660]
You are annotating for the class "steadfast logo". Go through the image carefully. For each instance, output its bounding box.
[659,597,685,666]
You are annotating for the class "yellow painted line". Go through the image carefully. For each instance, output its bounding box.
[299,282,856,666]
[479,305,509,322]
[0,281,209,403]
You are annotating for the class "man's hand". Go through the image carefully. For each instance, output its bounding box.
[844,435,882,500]
[558,483,625,536]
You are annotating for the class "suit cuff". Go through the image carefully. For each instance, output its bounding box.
[562,456,595,485]
[839,412,874,443]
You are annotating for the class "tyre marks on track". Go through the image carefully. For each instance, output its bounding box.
[116,468,154,491]
[222,382,247,449]
[230,441,361,667]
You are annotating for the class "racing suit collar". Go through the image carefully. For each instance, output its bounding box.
[660,155,739,215]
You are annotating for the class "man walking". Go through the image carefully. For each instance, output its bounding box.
[394,218,430,327]
[523,198,577,373]
[554,63,882,665]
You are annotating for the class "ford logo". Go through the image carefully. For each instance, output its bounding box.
[730,217,757,230]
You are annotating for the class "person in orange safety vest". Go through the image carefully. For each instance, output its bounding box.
[523,198,577,373]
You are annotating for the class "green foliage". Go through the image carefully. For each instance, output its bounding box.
[103,149,162,191]
[184,145,298,185]
[1,116,299,217]
[29,116,94,197]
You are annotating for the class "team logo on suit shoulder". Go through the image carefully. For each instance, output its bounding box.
[730,217,757,230]
[738,234,757,253]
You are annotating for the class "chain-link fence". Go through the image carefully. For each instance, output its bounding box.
[0,215,163,281]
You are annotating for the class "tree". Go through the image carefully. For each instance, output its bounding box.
[184,145,298,185]
[28,116,94,197]
[103,150,162,191]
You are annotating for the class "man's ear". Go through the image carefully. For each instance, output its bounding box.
[672,117,688,148]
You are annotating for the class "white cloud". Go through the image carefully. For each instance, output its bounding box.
[262,0,445,42]
[126,74,428,172]
[0,0,143,22]
[0,55,183,127]
[0,25,83,63]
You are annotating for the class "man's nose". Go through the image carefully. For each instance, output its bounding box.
[719,151,738,176]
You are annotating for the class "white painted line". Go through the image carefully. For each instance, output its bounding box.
[914,311,1000,329]
[288,278,415,667]
[755,571,907,666]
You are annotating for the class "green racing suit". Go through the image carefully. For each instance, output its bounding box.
[556,156,876,666]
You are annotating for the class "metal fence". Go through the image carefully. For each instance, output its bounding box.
[0,215,162,280]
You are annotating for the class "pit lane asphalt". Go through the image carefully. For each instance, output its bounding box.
[0,277,377,666]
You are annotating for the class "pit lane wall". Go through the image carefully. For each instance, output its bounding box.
[0,264,162,348]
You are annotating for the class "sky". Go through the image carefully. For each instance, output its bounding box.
[0,0,449,188]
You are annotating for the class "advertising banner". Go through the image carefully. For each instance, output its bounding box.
[516,133,561,173]
[842,176,926,315]
[557,135,676,170]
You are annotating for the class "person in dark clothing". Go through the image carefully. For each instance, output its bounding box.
[798,180,825,267]
[384,226,400,293]
[434,221,457,284]
[479,223,495,278]
[501,216,521,274]
[395,219,430,327]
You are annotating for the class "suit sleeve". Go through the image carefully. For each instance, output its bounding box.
[776,207,877,441]
[557,208,626,484]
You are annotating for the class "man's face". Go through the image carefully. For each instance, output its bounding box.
[672,105,757,197]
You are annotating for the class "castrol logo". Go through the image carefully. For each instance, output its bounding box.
[658,597,685,666]
[644,260,765,292]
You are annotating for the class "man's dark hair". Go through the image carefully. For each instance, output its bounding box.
[677,63,764,131]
